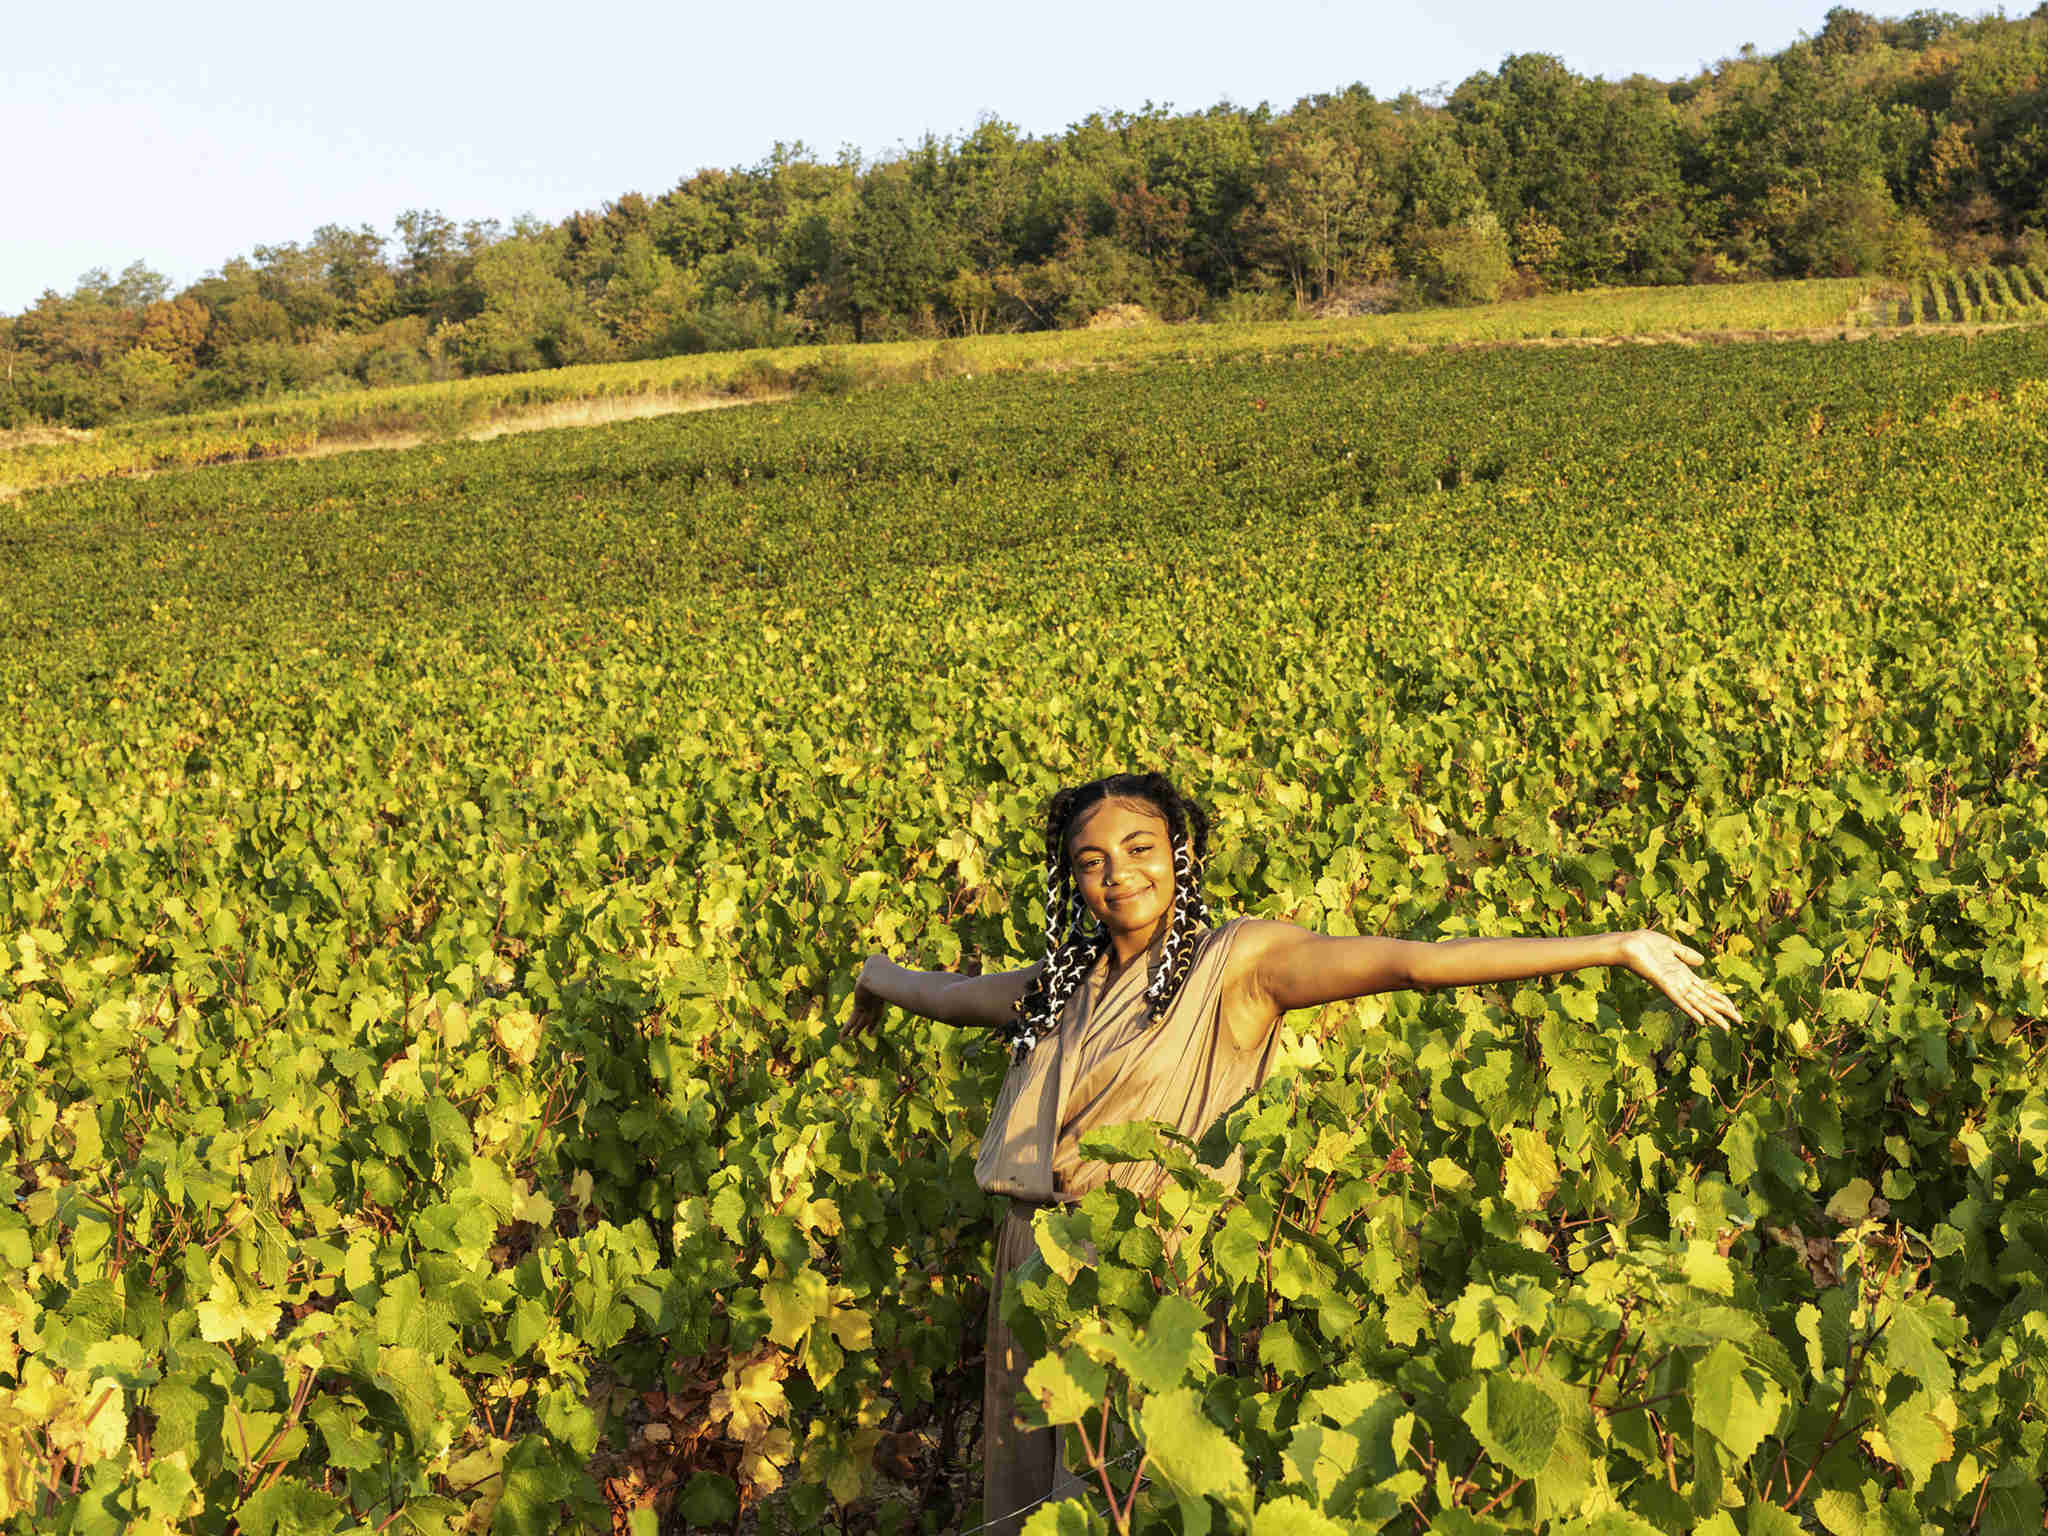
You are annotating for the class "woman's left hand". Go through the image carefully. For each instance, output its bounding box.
[1617,930,1743,1029]
[844,953,891,1040]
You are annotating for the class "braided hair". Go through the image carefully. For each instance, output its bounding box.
[1003,773,1215,1061]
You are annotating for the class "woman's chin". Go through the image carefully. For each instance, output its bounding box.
[1099,902,1164,935]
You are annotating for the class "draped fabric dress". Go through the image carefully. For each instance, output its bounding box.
[973,917,1279,1535]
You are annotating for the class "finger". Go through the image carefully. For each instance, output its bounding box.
[1681,978,1722,1023]
[1677,945,1704,966]
[1696,986,1739,1027]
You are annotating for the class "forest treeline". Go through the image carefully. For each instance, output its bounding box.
[9,6,2048,429]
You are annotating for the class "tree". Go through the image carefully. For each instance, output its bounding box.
[1920,117,1982,220]
[594,233,699,355]
[107,347,180,416]
[990,218,1162,329]
[248,241,340,335]
[1144,102,1272,292]
[846,162,957,336]
[214,295,293,348]
[1766,174,1900,275]
[393,209,474,326]
[1416,209,1514,302]
[1237,130,1396,306]
[77,262,171,310]
[311,223,396,330]
[1111,178,1193,267]
[446,234,583,373]
[12,282,141,371]
[1815,7,1884,57]
[1451,56,1689,284]
[137,298,212,371]
[946,117,1033,269]
[0,317,28,427]
[1391,110,1490,231]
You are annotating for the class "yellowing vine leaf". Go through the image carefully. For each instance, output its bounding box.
[195,1274,281,1344]
[493,1010,542,1066]
[711,1350,789,1442]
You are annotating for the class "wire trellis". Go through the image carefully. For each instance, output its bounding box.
[950,1445,1146,1536]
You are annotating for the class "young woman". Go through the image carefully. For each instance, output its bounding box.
[848,772,1739,1534]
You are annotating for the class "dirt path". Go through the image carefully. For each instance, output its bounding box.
[271,391,786,462]
[0,390,785,500]
[0,424,96,452]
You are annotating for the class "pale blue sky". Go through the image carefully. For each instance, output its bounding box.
[5,0,1847,314]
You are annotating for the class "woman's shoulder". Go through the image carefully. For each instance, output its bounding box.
[1188,913,1252,957]
[1191,914,1293,986]
[1204,917,1315,1013]
[1192,916,1291,1053]
[1201,914,1294,966]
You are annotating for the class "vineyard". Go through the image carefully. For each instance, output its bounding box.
[0,277,1883,498]
[2,329,2046,1534]
[1892,265,2048,326]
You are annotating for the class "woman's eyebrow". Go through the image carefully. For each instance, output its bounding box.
[1070,822,1164,857]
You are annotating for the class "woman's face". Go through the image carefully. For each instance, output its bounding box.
[1067,798,1176,942]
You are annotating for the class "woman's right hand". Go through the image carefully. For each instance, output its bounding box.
[845,952,891,1039]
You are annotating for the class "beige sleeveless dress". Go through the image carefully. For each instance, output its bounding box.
[974,917,1279,1534]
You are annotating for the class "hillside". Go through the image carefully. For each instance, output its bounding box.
[0,275,1970,497]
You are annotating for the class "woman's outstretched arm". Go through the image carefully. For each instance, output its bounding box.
[847,954,1043,1035]
[1233,922,1740,1042]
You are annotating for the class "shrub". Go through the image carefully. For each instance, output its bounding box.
[792,350,859,396]
[726,356,792,398]
[1415,210,1513,305]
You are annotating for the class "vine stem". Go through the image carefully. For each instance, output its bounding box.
[1648,1409,1678,1492]
[1089,1386,1126,1533]
[1592,1316,1630,1396]
[1593,1386,1686,1418]
[1780,1315,1888,1510]
[1967,1467,1992,1531]
[1472,1477,1527,1518]
[1114,1451,1149,1527]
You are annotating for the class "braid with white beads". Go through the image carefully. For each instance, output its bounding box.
[1004,774,1214,1062]
[1141,828,1213,1019]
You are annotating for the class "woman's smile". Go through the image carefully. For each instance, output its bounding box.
[1068,798,1178,956]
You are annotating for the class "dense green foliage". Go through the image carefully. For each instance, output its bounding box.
[12,6,2048,427]
[3,329,2046,1534]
